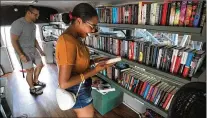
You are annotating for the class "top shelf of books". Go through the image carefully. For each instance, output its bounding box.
[96,1,206,36]
[98,23,202,35]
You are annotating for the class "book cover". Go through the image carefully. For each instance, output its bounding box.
[189,1,199,26]
[200,2,206,27]
[194,52,206,74]
[189,50,205,77]
[173,48,189,74]
[193,2,203,27]
[154,84,169,104]
[145,44,152,65]
[154,83,169,104]
[150,82,165,102]
[164,88,179,110]
[161,2,169,25]
[146,81,161,100]
[142,4,147,25]
[138,2,143,24]
[184,1,193,26]
[143,79,157,99]
[134,4,139,24]
[179,0,187,26]
[128,4,132,24]
[169,2,176,25]
[166,3,172,26]
[146,3,151,25]
[174,1,181,25]
[178,49,192,75]
[158,4,163,25]
[170,47,184,73]
[156,47,164,69]
[159,86,176,107]
[156,85,172,106]
[143,42,151,64]
[182,50,196,77]
[155,3,160,25]
[139,41,145,63]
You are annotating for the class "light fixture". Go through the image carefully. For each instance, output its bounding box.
[1,0,38,4]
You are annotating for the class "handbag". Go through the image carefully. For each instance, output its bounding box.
[56,82,83,110]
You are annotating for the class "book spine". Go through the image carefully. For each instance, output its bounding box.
[138,2,143,24]
[179,51,189,75]
[169,2,176,25]
[158,4,163,25]
[161,2,168,25]
[193,2,203,27]
[179,0,187,26]
[174,1,181,26]
[155,4,160,25]
[146,3,151,25]
[200,2,206,27]
[142,4,147,25]
[189,1,198,26]
[184,1,193,26]
[173,50,184,74]
[183,52,194,77]
[166,3,172,26]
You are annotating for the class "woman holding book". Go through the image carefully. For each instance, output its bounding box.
[55,3,114,118]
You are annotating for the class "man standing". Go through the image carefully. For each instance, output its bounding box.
[10,5,46,95]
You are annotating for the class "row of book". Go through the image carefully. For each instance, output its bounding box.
[99,62,178,111]
[85,35,206,78]
[96,1,206,27]
[91,76,115,95]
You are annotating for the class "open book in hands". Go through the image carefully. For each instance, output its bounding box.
[95,57,122,66]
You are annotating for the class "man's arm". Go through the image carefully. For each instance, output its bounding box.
[35,39,45,56]
[10,34,24,56]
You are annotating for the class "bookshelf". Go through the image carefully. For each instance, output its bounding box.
[96,73,168,118]
[88,46,191,87]
[98,23,202,35]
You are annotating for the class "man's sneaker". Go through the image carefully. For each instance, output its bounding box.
[33,81,46,88]
[30,87,43,95]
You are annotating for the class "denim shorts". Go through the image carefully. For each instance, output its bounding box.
[65,78,93,109]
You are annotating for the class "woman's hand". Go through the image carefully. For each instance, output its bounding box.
[94,61,115,73]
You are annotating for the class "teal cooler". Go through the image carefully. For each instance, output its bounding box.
[91,85,123,115]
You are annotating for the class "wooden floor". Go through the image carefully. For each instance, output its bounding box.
[4,64,140,118]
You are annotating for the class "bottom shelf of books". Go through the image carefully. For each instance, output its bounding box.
[96,71,177,118]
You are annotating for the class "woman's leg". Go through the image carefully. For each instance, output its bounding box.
[73,103,94,118]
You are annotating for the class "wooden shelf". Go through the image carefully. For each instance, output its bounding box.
[96,73,168,118]
[98,23,202,35]
[88,46,190,87]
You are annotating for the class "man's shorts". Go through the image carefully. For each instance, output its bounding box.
[17,48,43,70]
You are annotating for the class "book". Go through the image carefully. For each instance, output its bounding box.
[174,1,181,25]
[162,87,178,109]
[173,48,189,74]
[183,50,196,77]
[189,50,205,77]
[158,4,163,25]
[179,0,187,26]
[161,2,169,25]
[169,2,176,25]
[184,1,193,26]
[200,2,206,27]
[193,2,203,27]
[166,3,172,26]
[178,49,193,75]
[189,1,199,26]
[155,3,161,25]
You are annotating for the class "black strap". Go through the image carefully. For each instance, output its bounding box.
[20,61,25,78]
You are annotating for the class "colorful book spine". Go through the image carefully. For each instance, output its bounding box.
[189,1,199,26]
[179,0,187,26]
[183,50,195,77]
[161,2,168,25]
[193,2,203,27]
[174,1,181,25]
[169,2,176,25]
